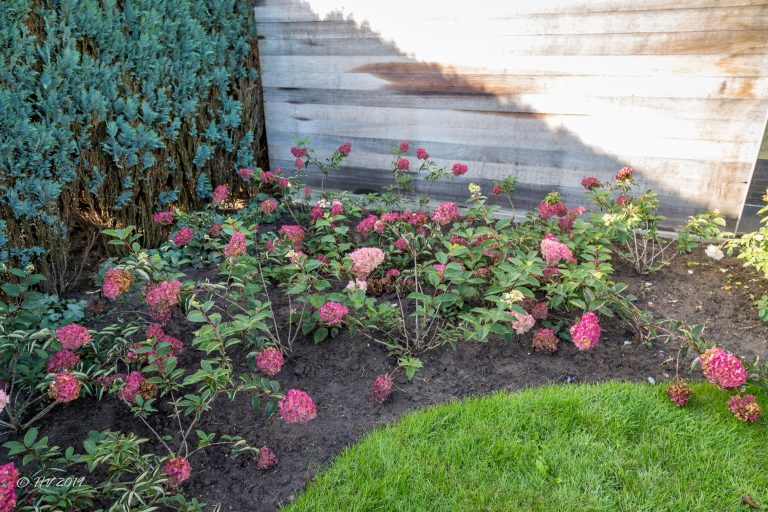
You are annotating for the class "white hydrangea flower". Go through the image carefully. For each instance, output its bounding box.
[705,244,724,261]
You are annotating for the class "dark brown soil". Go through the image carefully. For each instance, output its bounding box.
[19,249,768,511]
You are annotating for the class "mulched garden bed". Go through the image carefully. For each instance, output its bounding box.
[19,248,766,511]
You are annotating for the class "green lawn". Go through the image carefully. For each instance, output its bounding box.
[285,382,767,512]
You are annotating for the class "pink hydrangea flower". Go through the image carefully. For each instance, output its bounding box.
[224,232,247,258]
[581,176,600,190]
[120,371,145,403]
[212,185,228,204]
[319,301,349,326]
[540,234,576,266]
[542,267,560,281]
[0,462,19,512]
[279,389,317,424]
[356,215,378,234]
[372,374,393,403]
[310,205,325,220]
[331,200,344,216]
[145,323,184,356]
[256,347,284,377]
[337,142,352,156]
[260,199,278,214]
[260,170,276,183]
[451,163,468,176]
[386,268,400,279]
[558,216,574,232]
[103,268,133,299]
[153,211,174,225]
[345,279,368,292]
[295,157,305,169]
[238,168,255,181]
[615,166,633,181]
[163,456,191,486]
[145,280,182,321]
[278,177,291,189]
[291,147,308,158]
[48,371,81,403]
[396,158,410,170]
[47,350,80,373]
[569,311,600,350]
[510,310,536,335]
[256,446,279,470]
[492,185,502,196]
[728,394,761,423]
[0,389,8,416]
[432,263,446,279]
[279,225,305,248]
[532,328,558,354]
[349,247,385,279]
[666,380,692,406]
[616,194,628,206]
[304,185,312,196]
[172,227,194,246]
[394,238,409,251]
[56,323,91,350]
[399,141,409,153]
[209,223,222,237]
[700,348,747,389]
[431,202,460,225]
[416,147,429,160]
[531,301,549,320]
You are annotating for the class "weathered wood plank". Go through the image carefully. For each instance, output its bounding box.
[263,88,768,122]
[262,72,768,100]
[259,54,768,78]
[258,30,768,56]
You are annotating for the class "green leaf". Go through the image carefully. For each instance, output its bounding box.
[314,327,329,343]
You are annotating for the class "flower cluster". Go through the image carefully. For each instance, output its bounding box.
[48,371,82,403]
[0,390,8,415]
[145,280,182,321]
[145,323,184,356]
[532,328,558,354]
[260,199,278,214]
[0,462,19,512]
[238,167,255,181]
[371,374,393,403]
[56,323,91,350]
[337,142,352,156]
[728,394,761,423]
[396,158,410,170]
[666,380,692,406]
[451,163,468,176]
[531,301,549,320]
[510,310,536,335]
[209,223,222,237]
[345,278,368,292]
[349,247,385,279]
[279,225,305,248]
[153,211,174,225]
[616,194,628,206]
[416,147,429,160]
[212,185,229,204]
[356,214,378,234]
[256,347,284,377]
[540,234,575,266]
[581,176,600,190]
[537,201,569,219]
[163,456,191,486]
[172,227,194,246]
[569,312,600,350]
[260,170,277,183]
[47,350,80,373]
[615,166,633,181]
[224,232,247,258]
[103,268,133,300]
[431,202,460,225]
[256,446,279,470]
[120,371,146,403]
[700,347,747,389]
[319,301,349,326]
[278,389,317,424]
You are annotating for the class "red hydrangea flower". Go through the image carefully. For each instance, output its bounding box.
[451,163,468,176]
[416,147,429,160]
[700,347,747,389]
[615,166,633,181]
[558,216,574,232]
[616,194,628,206]
[172,227,194,246]
[238,168,255,181]
[279,225,305,248]
[256,446,279,470]
[278,177,291,189]
[666,380,692,406]
[295,157,305,169]
[356,215,378,234]
[581,176,600,190]
[318,301,349,326]
[540,234,575,266]
[531,301,549,320]
[256,347,284,377]
[120,371,145,403]
[0,462,19,512]
[331,199,344,216]
[371,374,393,403]
[396,158,410,170]
[47,350,80,373]
[492,185,502,196]
[431,202,460,225]
[279,389,317,424]
[212,185,228,204]
[260,199,278,214]
[394,238,409,251]
[291,147,308,158]
[399,141,409,153]
[56,323,91,350]
[337,142,352,156]
[569,312,600,350]
[153,211,174,225]
[260,170,276,183]
[48,371,81,403]
[728,394,761,423]
[163,456,191,486]
[386,268,400,279]
[103,268,133,299]
[532,328,558,354]
[209,223,222,237]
